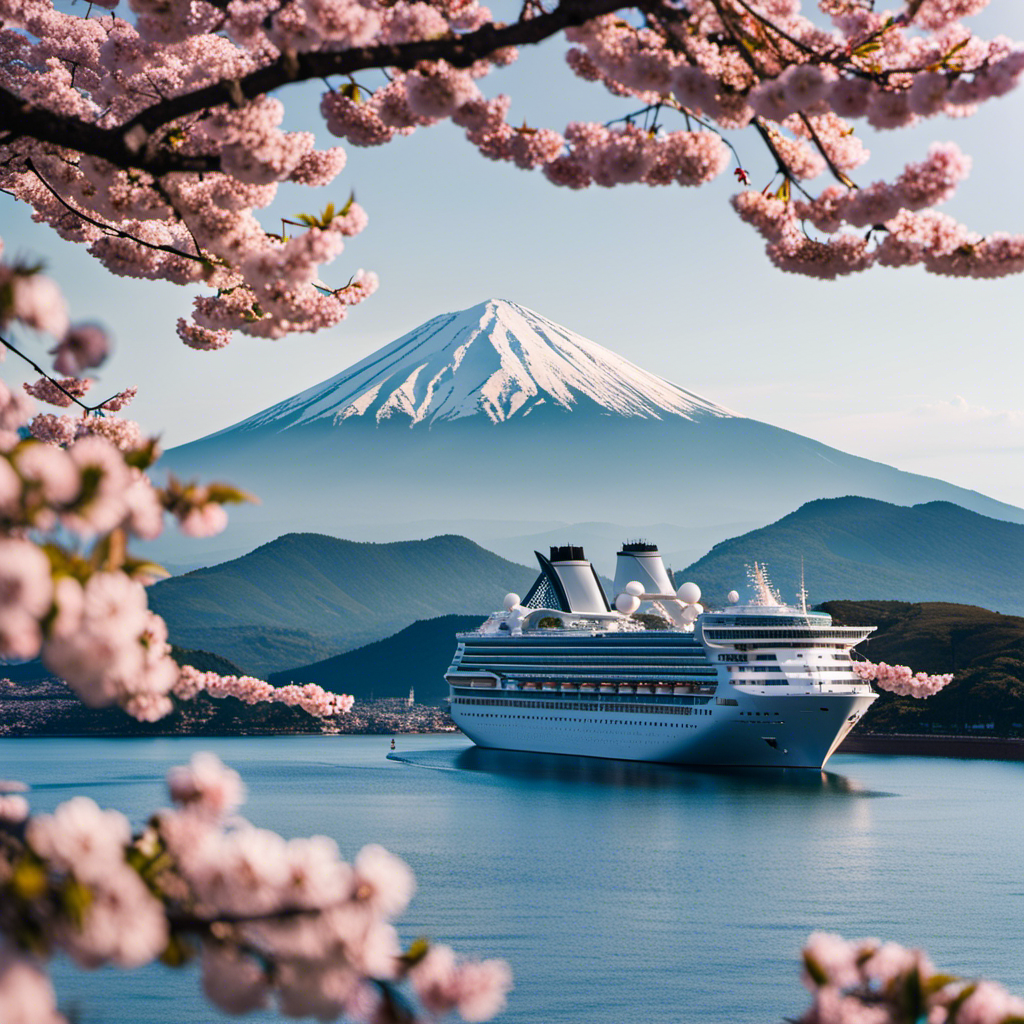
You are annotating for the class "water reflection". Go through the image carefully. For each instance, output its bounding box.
[389,746,893,797]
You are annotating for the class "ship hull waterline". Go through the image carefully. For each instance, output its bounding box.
[451,692,876,770]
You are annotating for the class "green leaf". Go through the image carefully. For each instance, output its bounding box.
[123,557,170,582]
[401,937,430,967]
[340,82,362,102]
[160,933,195,968]
[11,856,48,902]
[124,437,161,471]
[61,877,93,929]
[945,982,977,1023]
[898,966,924,1024]
[203,483,257,506]
[802,950,828,987]
[923,973,960,996]
[852,40,882,56]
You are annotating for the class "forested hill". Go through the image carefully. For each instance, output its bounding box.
[680,497,1024,614]
[148,534,535,676]
[824,600,1024,735]
[268,615,483,706]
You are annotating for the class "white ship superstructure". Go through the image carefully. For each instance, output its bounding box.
[446,545,877,768]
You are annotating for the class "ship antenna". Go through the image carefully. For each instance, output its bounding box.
[799,557,809,623]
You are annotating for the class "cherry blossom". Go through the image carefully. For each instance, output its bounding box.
[852,660,954,698]
[0,0,1020,340]
[798,932,1024,1024]
[0,755,514,1024]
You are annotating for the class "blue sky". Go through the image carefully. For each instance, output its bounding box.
[2,3,1023,506]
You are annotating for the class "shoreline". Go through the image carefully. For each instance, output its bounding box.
[839,732,1024,761]
[5,730,1023,763]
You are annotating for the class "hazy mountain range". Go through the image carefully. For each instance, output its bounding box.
[148,534,535,675]
[267,615,481,705]
[679,497,1024,615]
[145,495,1024,679]
[148,298,1024,567]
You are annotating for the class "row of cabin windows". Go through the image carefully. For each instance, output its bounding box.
[452,697,701,716]
[459,713,702,728]
[704,629,862,640]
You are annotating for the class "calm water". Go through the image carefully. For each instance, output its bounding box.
[3,735,1022,1023]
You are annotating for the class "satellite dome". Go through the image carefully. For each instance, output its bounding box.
[624,580,645,597]
[503,593,521,611]
[676,581,701,605]
[727,590,740,604]
[615,593,641,614]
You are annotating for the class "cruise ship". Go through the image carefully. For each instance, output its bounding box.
[446,543,878,769]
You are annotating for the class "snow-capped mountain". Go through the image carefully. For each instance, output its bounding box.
[155,298,1024,566]
[224,298,730,432]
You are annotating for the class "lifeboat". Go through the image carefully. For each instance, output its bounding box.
[617,684,636,694]
[600,683,616,693]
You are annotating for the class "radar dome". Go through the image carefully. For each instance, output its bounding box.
[727,590,740,604]
[503,593,521,611]
[615,593,641,614]
[624,581,645,597]
[676,582,701,604]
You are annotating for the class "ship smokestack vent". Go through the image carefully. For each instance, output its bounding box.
[613,542,676,601]
[550,545,586,562]
[524,547,609,614]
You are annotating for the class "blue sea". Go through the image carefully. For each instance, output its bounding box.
[3,735,1022,1023]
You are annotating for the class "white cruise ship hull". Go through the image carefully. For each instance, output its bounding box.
[451,692,875,769]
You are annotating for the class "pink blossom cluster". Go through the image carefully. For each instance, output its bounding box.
[852,661,954,698]
[175,665,355,717]
[0,0,513,343]
[0,754,513,1024]
[2,0,1023,288]
[799,931,1024,1024]
[554,7,1024,278]
[1,292,308,726]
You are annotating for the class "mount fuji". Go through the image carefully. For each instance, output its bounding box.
[155,298,1024,565]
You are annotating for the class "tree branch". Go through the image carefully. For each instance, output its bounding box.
[0,334,123,414]
[0,0,637,176]
[26,157,209,265]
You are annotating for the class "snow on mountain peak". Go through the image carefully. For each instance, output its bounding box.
[241,298,733,431]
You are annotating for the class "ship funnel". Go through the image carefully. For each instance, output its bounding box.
[613,542,675,599]
[521,546,609,614]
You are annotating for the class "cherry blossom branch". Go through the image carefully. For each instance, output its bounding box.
[727,0,821,59]
[0,0,641,176]
[25,158,209,265]
[797,112,857,189]
[0,334,122,414]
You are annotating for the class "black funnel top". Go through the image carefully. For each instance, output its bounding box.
[550,545,586,562]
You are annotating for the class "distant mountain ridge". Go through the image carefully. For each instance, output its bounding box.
[148,534,535,675]
[268,615,481,705]
[150,299,1024,565]
[680,497,1024,614]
